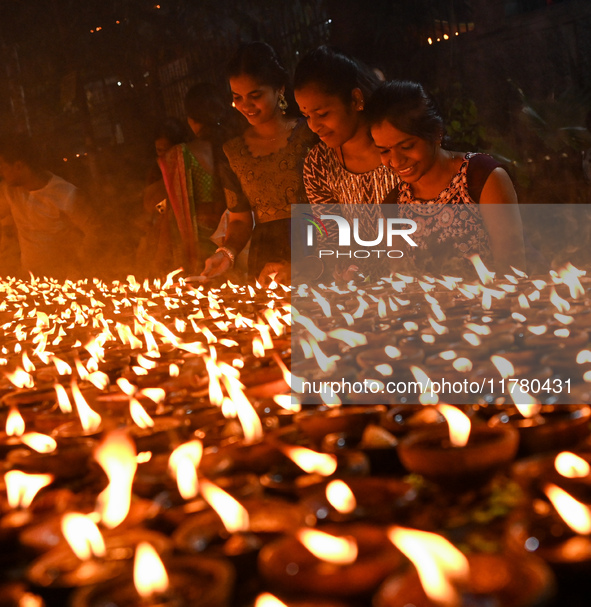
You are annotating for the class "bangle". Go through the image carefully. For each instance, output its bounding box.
[215,246,235,267]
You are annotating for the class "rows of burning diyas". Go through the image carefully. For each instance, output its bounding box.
[291,260,591,406]
[4,391,591,606]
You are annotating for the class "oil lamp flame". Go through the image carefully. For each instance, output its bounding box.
[544,483,591,535]
[6,407,25,437]
[221,374,263,444]
[61,513,106,560]
[94,430,137,528]
[4,470,53,509]
[490,355,514,379]
[557,264,585,299]
[436,405,471,447]
[296,528,358,565]
[388,526,469,606]
[129,398,155,429]
[282,445,337,476]
[469,254,494,285]
[168,440,203,500]
[21,432,57,453]
[273,394,301,412]
[5,368,34,389]
[549,288,570,313]
[555,452,590,479]
[71,380,102,432]
[255,593,288,607]
[134,542,169,599]
[199,479,249,533]
[326,480,357,514]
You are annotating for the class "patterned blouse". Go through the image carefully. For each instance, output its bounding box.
[395,153,494,270]
[222,120,317,224]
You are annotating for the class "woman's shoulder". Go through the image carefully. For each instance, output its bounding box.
[222,134,247,159]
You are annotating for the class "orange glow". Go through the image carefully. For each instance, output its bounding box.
[134,542,169,598]
[94,430,137,528]
[168,440,203,499]
[6,407,25,437]
[129,398,155,429]
[200,479,249,533]
[281,445,337,476]
[255,594,288,607]
[4,470,53,509]
[61,513,106,560]
[555,452,590,478]
[5,368,34,389]
[21,433,57,453]
[544,484,591,535]
[326,480,357,513]
[296,528,358,565]
[549,288,570,313]
[437,405,471,447]
[71,379,102,432]
[388,526,469,606]
[273,394,301,412]
[469,254,494,285]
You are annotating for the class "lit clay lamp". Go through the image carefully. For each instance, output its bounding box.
[302,478,415,526]
[0,470,54,545]
[374,526,555,607]
[70,540,234,607]
[51,380,105,442]
[258,524,403,599]
[19,430,159,556]
[397,405,519,488]
[489,404,591,456]
[507,483,591,577]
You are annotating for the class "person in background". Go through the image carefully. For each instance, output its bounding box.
[0,133,103,280]
[156,84,230,274]
[200,41,317,283]
[366,80,526,275]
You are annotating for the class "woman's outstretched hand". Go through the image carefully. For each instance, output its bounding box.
[200,250,233,280]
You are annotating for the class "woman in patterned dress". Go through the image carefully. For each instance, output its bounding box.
[366,80,526,276]
[200,42,317,282]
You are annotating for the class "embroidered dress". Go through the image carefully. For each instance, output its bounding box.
[395,153,492,271]
[222,120,317,277]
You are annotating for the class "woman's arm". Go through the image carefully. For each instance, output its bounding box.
[478,167,526,274]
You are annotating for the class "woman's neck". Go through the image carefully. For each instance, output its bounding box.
[412,149,462,199]
[339,121,381,174]
[250,112,291,139]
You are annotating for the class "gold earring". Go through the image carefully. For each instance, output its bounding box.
[278,93,288,114]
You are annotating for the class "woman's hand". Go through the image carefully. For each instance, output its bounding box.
[201,250,233,279]
[258,261,291,286]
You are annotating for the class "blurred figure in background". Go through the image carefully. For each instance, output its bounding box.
[0,133,103,279]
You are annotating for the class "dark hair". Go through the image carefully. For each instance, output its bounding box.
[365,80,444,142]
[154,117,190,146]
[294,45,381,105]
[0,132,41,168]
[227,42,288,90]
[184,83,233,141]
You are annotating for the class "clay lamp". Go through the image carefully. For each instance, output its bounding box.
[258,524,403,599]
[375,525,555,607]
[489,404,591,456]
[507,483,591,576]
[397,404,519,488]
[51,380,104,442]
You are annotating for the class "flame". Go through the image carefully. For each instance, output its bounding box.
[469,254,494,285]
[255,594,288,607]
[326,480,357,513]
[94,430,137,528]
[528,325,547,335]
[61,513,106,560]
[5,368,34,389]
[130,398,155,429]
[327,329,367,347]
[296,528,357,565]
[549,288,571,313]
[555,452,590,478]
[490,355,515,379]
[199,479,249,533]
[576,350,591,364]
[439,350,457,361]
[410,365,438,405]
[220,371,263,444]
[71,380,102,432]
[437,405,471,447]
[252,336,266,358]
[544,484,591,535]
[281,445,337,476]
[452,357,472,372]
[21,432,57,453]
[273,394,302,412]
[168,440,203,500]
[4,470,53,508]
[388,526,469,606]
[385,346,401,359]
[556,264,585,299]
[134,542,169,599]
[6,406,25,437]
[51,356,72,375]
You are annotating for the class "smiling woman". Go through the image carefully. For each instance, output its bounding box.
[366,80,526,276]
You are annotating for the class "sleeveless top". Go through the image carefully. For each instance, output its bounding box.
[391,153,500,267]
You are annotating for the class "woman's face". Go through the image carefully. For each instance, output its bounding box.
[295,84,361,148]
[371,120,438,183]
[154,137,173,158]
[229,74,281,126]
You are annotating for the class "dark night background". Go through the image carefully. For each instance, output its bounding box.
[0,0,590,273]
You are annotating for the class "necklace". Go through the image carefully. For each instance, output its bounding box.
[338,146,348,171]
[252,119,295,142]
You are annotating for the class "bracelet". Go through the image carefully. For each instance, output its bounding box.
[215,246,235,267]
